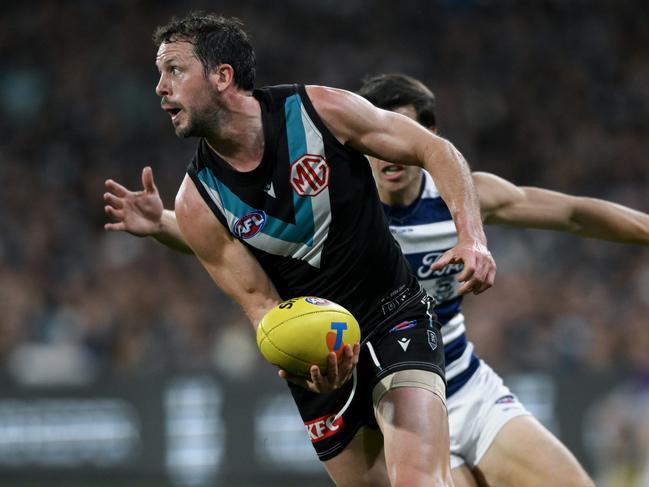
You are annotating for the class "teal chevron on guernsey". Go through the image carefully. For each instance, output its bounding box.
[197,168,314,245]
[195,93,332,268]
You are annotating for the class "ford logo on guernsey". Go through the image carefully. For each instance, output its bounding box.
[233,211,267,239]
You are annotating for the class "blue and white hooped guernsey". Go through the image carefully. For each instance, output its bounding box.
[383,170,480,396]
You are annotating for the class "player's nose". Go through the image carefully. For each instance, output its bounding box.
[155,74,170,97]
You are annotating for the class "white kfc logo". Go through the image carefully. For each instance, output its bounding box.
[304,414,343,443]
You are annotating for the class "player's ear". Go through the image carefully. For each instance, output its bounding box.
[211,64,235,93]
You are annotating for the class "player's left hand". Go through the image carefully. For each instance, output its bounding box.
[279,343,360,393]
[431,240,496,295]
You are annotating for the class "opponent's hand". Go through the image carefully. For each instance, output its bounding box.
[278,343,360,393]
[104,166,164,236]
[431,240,496,295]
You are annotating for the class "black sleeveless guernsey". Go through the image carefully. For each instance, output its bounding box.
[186,84,419,333]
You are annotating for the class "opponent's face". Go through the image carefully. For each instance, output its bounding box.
[369,105,425,201]
[155,41,220,138]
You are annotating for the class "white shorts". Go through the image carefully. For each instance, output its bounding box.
[448,360,531,469]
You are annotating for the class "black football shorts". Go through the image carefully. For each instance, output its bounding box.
[287,286,445,461]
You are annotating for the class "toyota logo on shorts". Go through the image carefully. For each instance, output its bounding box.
[233,211,266,239]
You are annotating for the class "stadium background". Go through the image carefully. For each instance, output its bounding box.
[1,0,648,486]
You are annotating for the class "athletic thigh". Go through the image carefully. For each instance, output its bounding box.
[376,379,453,487]
[322,426,389,487]
[447,360,530,469]
[474,415,595,487]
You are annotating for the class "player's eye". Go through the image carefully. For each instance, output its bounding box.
[170,66,181,76]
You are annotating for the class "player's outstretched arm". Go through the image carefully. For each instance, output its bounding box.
[306,85,496,295]
[474,171,649,244]
[175,175,359,393]
[104,167,193,254]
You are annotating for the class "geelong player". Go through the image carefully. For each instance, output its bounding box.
[358,73,649,487]
[105,13,497,487]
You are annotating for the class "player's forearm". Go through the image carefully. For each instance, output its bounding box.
[424,141,486,244]
[571,197,649,245]
[152,209,194,254]
[203,258,281,330]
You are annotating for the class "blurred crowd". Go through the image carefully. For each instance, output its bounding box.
[1,0,649,483]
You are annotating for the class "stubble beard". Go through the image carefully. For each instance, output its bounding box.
[175,93,221,139]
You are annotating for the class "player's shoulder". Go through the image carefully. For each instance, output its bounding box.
[254,83,301,109]
[304,85,363,111]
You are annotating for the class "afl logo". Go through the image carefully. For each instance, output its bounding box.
[233,211,266,239]
[290,154,330,196]
[305,297,331,306]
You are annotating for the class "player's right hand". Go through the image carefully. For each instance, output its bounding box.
[278,343,360,394]
[104,166,164,237]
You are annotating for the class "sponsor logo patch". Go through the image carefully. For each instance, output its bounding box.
[326,322,348,354]
[427,330,438,351]
[233,211,266,239]
[389,320,417,333]
[305,414,344,443]
[495,395,516,405]
[290,154,330,196]
[415,250,464,280]
[397,337,411,351]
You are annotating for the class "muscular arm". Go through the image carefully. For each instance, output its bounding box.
[175,175,282,328]
[152,210,194,253]
[306,85,495,293]
[475,171,649,244]
[175,175,359,392]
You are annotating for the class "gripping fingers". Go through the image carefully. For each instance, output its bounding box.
[278,369,311,390]
[280,346,359,393]
[473,266,496,295]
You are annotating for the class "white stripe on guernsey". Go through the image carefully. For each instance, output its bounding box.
[390,220,458,253]
[300,102,331,268]
[421,170,441,198]
[440,313,466,343]
[445,340,474,381]
[199,181,326,266]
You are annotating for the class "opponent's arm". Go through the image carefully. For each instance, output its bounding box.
[104,166,193,254]
[474,171,649,244]
[175,175,358,391]
[306,85,495,294]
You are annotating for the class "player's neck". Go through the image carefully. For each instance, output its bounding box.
[205,92,265,172]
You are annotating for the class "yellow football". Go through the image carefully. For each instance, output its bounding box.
[256,296,361,377]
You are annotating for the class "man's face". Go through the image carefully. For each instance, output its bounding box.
[368,105,426,197]
[155,41,219,138]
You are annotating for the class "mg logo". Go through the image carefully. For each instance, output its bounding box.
[290,154,330,196]
[233,211,266,239]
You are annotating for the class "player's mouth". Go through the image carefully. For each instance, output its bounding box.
[163,105,184,122]
[381,164,405,181]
